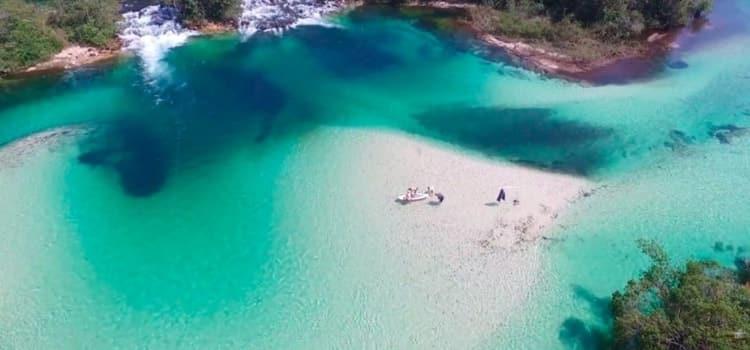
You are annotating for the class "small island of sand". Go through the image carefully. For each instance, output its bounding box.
[275,127,595,342]
[294,127,593,251]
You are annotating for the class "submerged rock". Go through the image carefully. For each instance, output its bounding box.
[708,124,749,144]
[667,59,689,69]
[664,129,694,152]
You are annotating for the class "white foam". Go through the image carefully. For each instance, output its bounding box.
[119,5,197,77]
[239,0,343,36]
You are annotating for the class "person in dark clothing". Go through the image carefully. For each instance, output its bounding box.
[436,193,445,203]
[497,188,506,202]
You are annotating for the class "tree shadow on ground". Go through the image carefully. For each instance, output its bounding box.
[559,317,611,350]
[573,284,613,323]
[557,285,613,349]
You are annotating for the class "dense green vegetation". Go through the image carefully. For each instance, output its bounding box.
[49,0,120,47]
[170,0,240,23]
[0,0,243,74]
[0,0,715,73]
[0,0,63,74]
[0,0,120,74]
[469,0,713,59]
[611,240,750,349]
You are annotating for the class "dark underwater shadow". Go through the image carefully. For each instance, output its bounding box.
[78,121,170,197]
[73,38,294,199]
[573,284,613,323]
[559,317,611,350]
[558,285,613,349]
[66,136,283,315]
[412,105,614,175]
[61,39,311,314]
[288,25,402,78]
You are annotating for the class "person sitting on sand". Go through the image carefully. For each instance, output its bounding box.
[436,192,445,203]
[406,187,418,200]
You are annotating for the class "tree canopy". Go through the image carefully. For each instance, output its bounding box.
[0,0,63,73]
[467,0,713,60]
[170,0,241,23]
[49,0,121,47]
[611,240,750,350]
[481,0,713,40]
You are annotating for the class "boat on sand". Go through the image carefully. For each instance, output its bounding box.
[397,192,429,202]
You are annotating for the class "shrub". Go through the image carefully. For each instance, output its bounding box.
[49,0,120,47]
[611,240,750,350]
[470,0,714,60]
[0,0,63,73]
[172,0,241,23]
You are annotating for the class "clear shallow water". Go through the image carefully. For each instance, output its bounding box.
[1,3,750,348]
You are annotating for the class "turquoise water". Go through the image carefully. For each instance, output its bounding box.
[1,2,750,348]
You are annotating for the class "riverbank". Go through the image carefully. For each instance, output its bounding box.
[1,1,703,84]
[21,46,122,77]
[385,2,703,84]
[473,31,673,84]
[7,24,233,80]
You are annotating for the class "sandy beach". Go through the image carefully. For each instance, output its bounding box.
[336,127,593,252]
[274,127,594,347]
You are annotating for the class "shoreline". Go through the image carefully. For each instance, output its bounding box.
[354,2,698,85]
[3,2,712,84]
[393,2,692,85]
[5,21,236,81]
[19,45,124,78]
[473,31,673,85]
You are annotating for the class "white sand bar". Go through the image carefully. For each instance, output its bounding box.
[328,127,591,252]
[275,127,593,348]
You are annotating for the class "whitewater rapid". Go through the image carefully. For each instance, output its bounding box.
[119,5,196,77]
[239,0,342,35]
[119,1,342,77]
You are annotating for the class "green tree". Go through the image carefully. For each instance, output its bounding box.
[0,0,63,73]
[49,0,120,47]
[611,240,750,350]
[638,0,713,28]
[474,0,713,43]
[171,0,241,24]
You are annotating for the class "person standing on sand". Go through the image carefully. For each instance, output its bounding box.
[497,188,506,202]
